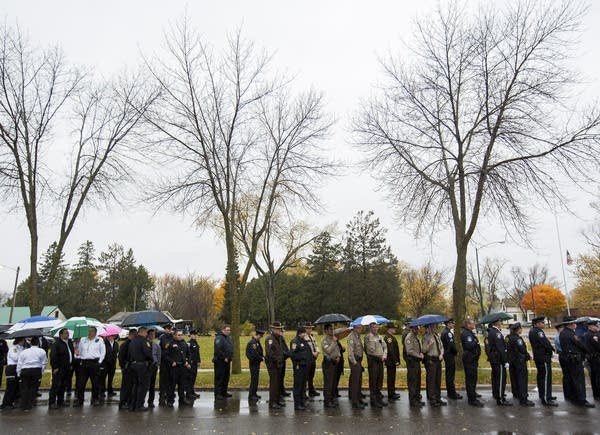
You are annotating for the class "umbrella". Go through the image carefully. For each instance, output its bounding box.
[120,310,172,327]
[7,328,44,339]
[409,314,448,327]
[7,315,62,333]
[351,314,390,327]
[314,313,352,325]
[334,327,351,339]
[50,317,105,339]
[99,324,122,337]
[480,312,513,324]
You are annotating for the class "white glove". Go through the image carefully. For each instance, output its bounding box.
[504,363,509,369]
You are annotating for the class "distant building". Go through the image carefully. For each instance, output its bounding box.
[40,305,67,321]
[0,306,32,325]
[491,300,534,323]
[106,311,133,325]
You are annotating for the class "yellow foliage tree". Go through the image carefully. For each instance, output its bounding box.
[213,281,226,319]
[398,263,449,318]
[572,253,600,308]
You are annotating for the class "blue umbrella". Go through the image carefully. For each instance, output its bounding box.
[120,310,172,327]
[351,314,390,327]
[409,314,448,327]
[7,315,62,333]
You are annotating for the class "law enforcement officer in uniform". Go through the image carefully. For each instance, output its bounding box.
[246,329,265,400]
[423,323,446,407]
[48,328,74,409]
[322,323,341,408]
[584,320,600,400]
[506,323,534,406]
[265,322,286,409]
[529,316,557,406]
[158,323,174,406]
[118,328,136,410]
[128,326,153,412]
[487,318,511,406]
[384,322,401,401]
[74,326,105,407]
[441,318,462,400]
[303,322,320,397]
[213,324,233,399]
[278,328,291,398]
[147,328,161,408]
[186,329,200,400]
[290,326,312,410]
[364,321,387,408]
[167,329,193,407]
[347,323,366,409]
[404,323,424,408]
[461,318,483,407]
[560,316,594,407]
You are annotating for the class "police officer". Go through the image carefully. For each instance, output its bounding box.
[584,320,600,401]
[322,323,341,408]
[74,326,105,407]
[278,329,291,398]
[128,327,153,412]
[384,322,401,401]
[506,323,534,406]
[246,329,265,400]
[347,323,365,409]
[118,329,137,410]
[487,318,511,406]
[404,323,424,408]
[529,316,557,406]
[441,318,462,400]
[48,328,74,409]
[290,326,312,410]
[147,328,161,408]
[265,322,286,409]
[303,323,320,397]
[100,334,119,399]
[461,318,483,407]
[560,316,594,407]
[16,336,47,411]
[364,321,387,408]
[186,329,200,400]
[167,329,192,407]
[158,323,174,406]
[213,324,233,399]
[423,323,445,407]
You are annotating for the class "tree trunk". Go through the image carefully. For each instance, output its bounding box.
[28,227,39,314]
[452,241,468,369]
[225,234,242,374]
[266,275,275,326]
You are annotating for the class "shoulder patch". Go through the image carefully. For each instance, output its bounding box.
[268,339,273,345]
[538,331,544,338]
[291,342,297,350]
[497,333,502,339]
[252,343,257,349]
[386,338,392,343]
[448,332,453,338]
[517,339,523,346]
[467,336,473,342]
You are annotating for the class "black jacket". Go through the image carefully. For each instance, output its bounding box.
[486,327,508,364]
[50,338,74,370]
[213,332,233,363]
[246,337,264,363]
[118,339,132,369]
[441,326,458,357]
[188,338,200,364]
[103,338,119,366]
[528,327,554,361]
[167,339,190,366]
[290,336,312,367]
[506,332,530,364]
[128,335,153,363]
[560,328,587,356]
[460,328,481,364]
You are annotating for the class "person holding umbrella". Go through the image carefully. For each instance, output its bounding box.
[487,317,511,406]
[364,321,387,408]
[48,328,74,409]
[321,323,341,408]
[422,323,445,407]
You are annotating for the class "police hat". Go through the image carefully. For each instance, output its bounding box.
[509,322,522,330]
[255,329,266,335]
[297,326,307,335]
[189,329,198,335]
[386,322,398,329]
[561,316,577,325]
[303,322,315,328]
[531,316,545,324]
[444,318,455,325]
[270,321,284,330]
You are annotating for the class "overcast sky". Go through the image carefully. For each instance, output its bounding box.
[1,1,599,303]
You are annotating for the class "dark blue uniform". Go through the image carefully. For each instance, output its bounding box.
[158,332,174,405]
[559,328,592,406]
[441,326,459,398]
[506,332,531,405]
[213,332,233,398]
[166,339,191,406]
[128,335,153,411]
[118,338,133,409]
[584,330,600,399]
[460,327,481,404]
[246,336,264,399]
[290,335,312,409]
[186,339,200,399]
[486,326,509,404]
[529,326,554,403]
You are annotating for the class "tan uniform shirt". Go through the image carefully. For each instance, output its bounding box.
[364,332,387,358]
[422,331,443,358]
[321,335,341,361]
[404,331,422,359]
[347,330,364,365]
[304,333,318,356]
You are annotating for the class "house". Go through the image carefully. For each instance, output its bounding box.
[40,305,67,321]
[491,300,534,323]
[106,311,133,325]
[0,306,31,325]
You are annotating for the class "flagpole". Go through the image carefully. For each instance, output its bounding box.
[554,214,571,316]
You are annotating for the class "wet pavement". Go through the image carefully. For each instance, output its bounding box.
[1,388,599,434]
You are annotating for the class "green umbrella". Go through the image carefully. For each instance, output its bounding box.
[49,316,105,339]
[480,312,513,324]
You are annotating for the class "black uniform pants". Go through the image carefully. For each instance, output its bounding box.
[563,357,586,404]
[349,359,363,405]
[386,363,397,396]
[334,359,343,397]
[293,364,307,407]
[589,358,600,399]
[169,365,187,404]
[444,356,457,396]
[491,363,507,401]
[249,361,260,397]
[19,368,42,410]
[0,364,4,389]
[307,359,317,393]
[559,355,573,401]
[159,360,171,402]
[510,361,528,402]
[322,359,338,404]
[214,360,231,396]
[1,365,18,407]
[425,358,442,403]
[267,364,281,404]
[119,367,134,407]
[131,363,150,410]
[76,360,100,403]
[462,359,478,402]
[279,361,287,395]
[148,364,158,405]
[99,361,116,395]
[406,359,421,405]
[535,358,553,401]
[186,362,198,396]
[49,366,71,405]
[367,356,384,403]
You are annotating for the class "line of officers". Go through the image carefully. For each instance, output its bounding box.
[244,315,600,411]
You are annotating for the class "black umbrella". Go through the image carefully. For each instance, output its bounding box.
[7,328,44,339]
[314,313,352,325]
[480,312,513,324]
[120,310,172,327]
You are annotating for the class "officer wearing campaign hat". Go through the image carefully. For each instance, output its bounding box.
[528,316,557,406]
[584,319,600,400]
[302,322,320,398]
[265,322,286,409]
[559,316,594,407]
[506,323,534,406]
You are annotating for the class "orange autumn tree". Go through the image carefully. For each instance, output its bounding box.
[522,284,567,318]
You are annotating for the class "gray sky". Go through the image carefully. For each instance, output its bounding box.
[1,0,599,302]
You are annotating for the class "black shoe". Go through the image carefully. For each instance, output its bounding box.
[551,396,557,400]
[294,405,306,410]
[431,401,441,407]
[248,395,260,401]
[148,403,155,409]
[309,391,320,397]
[281,392,291,397]
[277,400,286,407]
[448,394,463,400]
[166,402,174,408]
[224,393,233,398]
[91,400,100,407]
[360,400,368,406]
[1,404,15,410]
[496,399,512,406]
[352,403,365,409]
[118,404,129,411]
[135,407,149,412]
[520,400,535,407]
[158,400,166,407]
[360,393,367,398]
[580,401,595,408]
[215,395,226,400]
[476,393,482,398]
[72,401,83,408]
[108,392,117,397]
[370,401,383,408]
[542,400,558,407]
[269,403,282,409]
[389,394,401,400]
[410,402,422,408]
[437,400,447,406]
[468,400,484,407]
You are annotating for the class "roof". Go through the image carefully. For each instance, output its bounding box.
[0,306,32,324]
[106,311,133,323]
[40,305,59,316]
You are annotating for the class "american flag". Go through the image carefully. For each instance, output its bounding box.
[566,250,574,266]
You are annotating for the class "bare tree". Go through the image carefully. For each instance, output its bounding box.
[353,1,600,339]
[143,21,333,372]
[467,257,506,317]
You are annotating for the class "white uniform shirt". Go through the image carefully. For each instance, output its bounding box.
[16,345,47,376]
[78,336,106,364]
[7,344,24,365]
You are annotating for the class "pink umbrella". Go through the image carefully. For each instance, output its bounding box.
[99,324,122,337]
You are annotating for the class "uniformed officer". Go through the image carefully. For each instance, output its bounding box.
[528,316,557,406]
[584,320,600,400]
[441,318,462,400]
[147,328,161,408]
[265,322,286,409]
[384,322,401,401]
[213,324,233,399]
[167,329,192,407]
[278,329,291,398]
[461,318,483,407]
[303,323,320,397]
[128,326,153,412]
[560,316,594,407]
[347,323,366,409]
[0,337,25,410]
[186,329,200,400]
[322,323,341,408]
[555,322,573,401]
[422,323,445,407]
[74,326,106,407]
[158,323,174,407]
[364,321,387,408]
[290,326,312,410]
[506,323,534,406]
[246,329,265,400]
[16,336,47,411]
[48,328,74,409]
[487,318,511,406]
[404,324,424,408]
[118,328,137,410]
